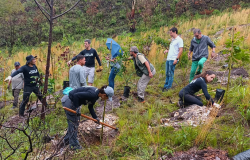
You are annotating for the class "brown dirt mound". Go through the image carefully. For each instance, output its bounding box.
[161,147,230,160]
[216,68,249,78]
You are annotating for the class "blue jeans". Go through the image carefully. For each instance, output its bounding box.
[108,67,120,89]
[164,60,177,89]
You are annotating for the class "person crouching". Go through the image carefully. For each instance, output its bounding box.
[60,85,114,150]
[178,71,215,108]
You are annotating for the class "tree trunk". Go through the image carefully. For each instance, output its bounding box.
[41,0,54,120]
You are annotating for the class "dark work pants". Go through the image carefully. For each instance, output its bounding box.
[179,90,203,106]
[12,89,21,107]
[61,95,81,149]
[19,86,44,116]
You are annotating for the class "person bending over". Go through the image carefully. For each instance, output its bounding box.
[178,70,215,107]
[60,85,114,150]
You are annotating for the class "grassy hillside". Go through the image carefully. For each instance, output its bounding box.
[0,8,250,159]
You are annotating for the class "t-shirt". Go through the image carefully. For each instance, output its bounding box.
[11,65,39,87]
[167,36,184,60]
[195,38,201,44]
[69,64,87,89]
[11,69,24,89]
[72,48,102,67]
[138,55,147,64]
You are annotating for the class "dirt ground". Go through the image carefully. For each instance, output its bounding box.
[161,147,230,160]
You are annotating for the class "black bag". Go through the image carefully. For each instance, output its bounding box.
[214,89,225,103]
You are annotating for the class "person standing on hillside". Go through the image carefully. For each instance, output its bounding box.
[60,85,114,150]
[6,62,24,109]
[5,55,46,117]
[188,29,216,82]
[69,55,87,89]
[67,39,102,86]
[162,27,183,92]
[130,46,156,103]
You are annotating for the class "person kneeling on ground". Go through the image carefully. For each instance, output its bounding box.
[178,70,215,108]
[130,46,156,103]
[60,85,114,150]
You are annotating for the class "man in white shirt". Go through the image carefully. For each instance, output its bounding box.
[8,62,24,109]
[162,27,183,92]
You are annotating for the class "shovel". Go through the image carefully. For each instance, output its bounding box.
[63,107,118,130]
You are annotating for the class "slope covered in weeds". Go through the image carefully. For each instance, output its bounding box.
[0,8,250,159]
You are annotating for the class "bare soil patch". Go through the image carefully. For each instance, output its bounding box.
[161,147,230,160]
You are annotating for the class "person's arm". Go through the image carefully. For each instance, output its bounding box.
[88,103,97,119]
[201,80,214,104]
[144,61,153,78]
[173,47,183,65]
[67,51,83,66]
[207,37,216,58]
[95,50,102,66]
[188,41,194,60]
[11,67,24,78]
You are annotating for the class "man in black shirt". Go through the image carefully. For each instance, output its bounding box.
[67,39,102,86]
[9,55,45,117]
[61,85,114,150]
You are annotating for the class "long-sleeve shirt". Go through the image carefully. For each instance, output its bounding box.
[69,64,87,89]
[68,86,99,119]
[180,77,214,103]
[72,48,102,67]
[189,35,216,61]
[11,65,39,87]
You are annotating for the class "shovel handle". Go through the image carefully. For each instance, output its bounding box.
[63,107,118,130]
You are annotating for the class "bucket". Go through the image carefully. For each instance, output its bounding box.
[214,89,225,103]
[63,81,69,89]
[123,86,131,98]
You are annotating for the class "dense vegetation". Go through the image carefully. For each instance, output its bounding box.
[0,1,250,159]
[1,0,250,55]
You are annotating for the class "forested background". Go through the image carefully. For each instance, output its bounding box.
[1,0,250,55]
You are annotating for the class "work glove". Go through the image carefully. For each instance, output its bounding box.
[76,107,81,116]
[7,85,10,90]
[95,118,100,124]
[4,76,12,82]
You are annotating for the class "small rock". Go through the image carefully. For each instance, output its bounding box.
[174,112,179,117]
[216,157,221,160]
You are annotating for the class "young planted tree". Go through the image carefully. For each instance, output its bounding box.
[33,0,80,119]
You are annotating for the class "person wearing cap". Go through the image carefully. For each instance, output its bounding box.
[7,62,24,109]
[130,46,156,103]
[60,85,114,150]
[69,55,87,89]
[67,39,102,86]
[188,28,216,82]
[7,55,45,117]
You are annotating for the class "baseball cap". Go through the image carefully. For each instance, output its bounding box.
[130,46,139,53]
[14,62,20,66]
[104,86,114,101]
[26,55,37,64]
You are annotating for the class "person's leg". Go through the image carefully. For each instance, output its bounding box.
[108,67,115,89]
[67,113,81,149]
[189,61,198,82]
[197,57,207,74]
[137,69,156,100]
[165,60,176,89]
[163,61,170,89]
[19,86,32,116]
[12,89,21,108]
[183,94,203,106]
[33,87,47,107]
[88,67,95,86]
